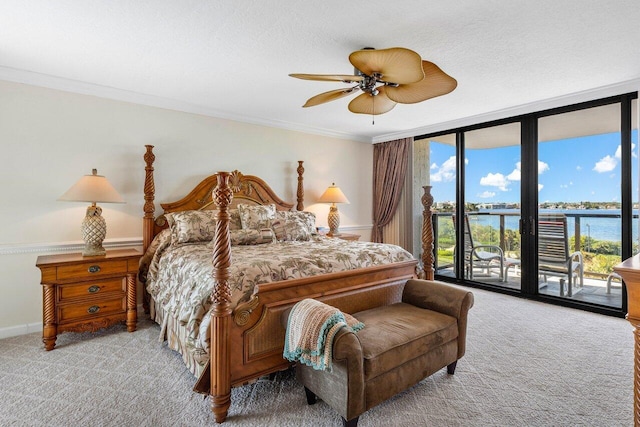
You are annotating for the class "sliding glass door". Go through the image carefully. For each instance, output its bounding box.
[462,123,521,288]
[426,133,457,277]
[537,104,623,308]
[424,91,637,316]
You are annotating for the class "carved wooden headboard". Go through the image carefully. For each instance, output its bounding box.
[142,145,305,251]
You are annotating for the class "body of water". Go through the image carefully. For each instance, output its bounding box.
[470,209,639,243]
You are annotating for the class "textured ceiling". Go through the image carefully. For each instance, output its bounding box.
[1,0,639,143]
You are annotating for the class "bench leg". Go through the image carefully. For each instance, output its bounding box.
[342,416,359,427]
[447,361,457,375]
[304,386,317,405]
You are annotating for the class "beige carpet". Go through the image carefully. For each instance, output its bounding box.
[0,287,634,426]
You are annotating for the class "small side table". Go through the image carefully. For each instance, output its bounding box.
[327,233,361,241]
[36,249,141,350]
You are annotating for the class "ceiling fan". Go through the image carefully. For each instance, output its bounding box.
[289,47,457,116]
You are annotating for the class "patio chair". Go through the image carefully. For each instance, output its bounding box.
[453,214,504,281]
[538,215,584,297]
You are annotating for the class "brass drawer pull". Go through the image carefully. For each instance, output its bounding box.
[87,305,100,314]
[87,285,100,293]
[88,265,101,274]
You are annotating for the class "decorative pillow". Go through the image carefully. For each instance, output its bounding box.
[228,209,243,231]
[292,211,317,235]
[271,218,287,241]
[238,204,276,230]
[230,228,276,245]
[272,211,317,241]
[166,210,217,245]
[165,209,242,245]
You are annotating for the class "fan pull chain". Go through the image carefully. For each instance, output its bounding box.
[371,96,375,125]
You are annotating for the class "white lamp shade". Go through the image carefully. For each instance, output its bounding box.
[58,169,125,204]
[318,183,350,204]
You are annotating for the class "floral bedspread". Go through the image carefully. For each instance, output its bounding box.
[140,231,414,368]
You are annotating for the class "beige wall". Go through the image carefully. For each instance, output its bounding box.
[0,80,373,336]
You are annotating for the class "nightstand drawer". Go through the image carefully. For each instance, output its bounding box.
[58,278,126,301]
[58,295,126,323]
[56,259,128,280]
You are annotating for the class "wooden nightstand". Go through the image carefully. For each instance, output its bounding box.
[36,249,141,350]
[327,233,361,241]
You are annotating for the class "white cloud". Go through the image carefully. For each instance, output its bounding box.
[615,143,637,159]
[478,191,496,198]
[506,161,521,182]
[480,172,509,191]
[576,165,582,171]
[593,155,617,173]
[595,144,636,174]
[538,161,549,174]
[430,156,457,183]
[506,161,548,182]
[538,184,544,192]
[507,168,521,181]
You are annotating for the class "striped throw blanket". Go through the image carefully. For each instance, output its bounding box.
[283,299,364,371]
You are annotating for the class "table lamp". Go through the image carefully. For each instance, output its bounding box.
[58,169,125,256]
[318,183,350,236]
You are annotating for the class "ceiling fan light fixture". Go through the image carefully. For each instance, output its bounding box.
[348,86,396,115]
[290,46,456,115]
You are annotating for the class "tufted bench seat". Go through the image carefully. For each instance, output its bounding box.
[292,279,474,427]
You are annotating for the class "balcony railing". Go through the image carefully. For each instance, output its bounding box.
[433,211,637,281]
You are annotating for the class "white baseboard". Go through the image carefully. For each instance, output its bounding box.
[0,321,42,340]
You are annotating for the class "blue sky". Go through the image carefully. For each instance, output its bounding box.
[429,131,639,204]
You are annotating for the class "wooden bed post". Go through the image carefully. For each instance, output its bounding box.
[210,172,233,423]
[613,257,640,427]
[142,145,156,313]
[143,145,156,252]
[421,185,435,280]
[296,160,305,211]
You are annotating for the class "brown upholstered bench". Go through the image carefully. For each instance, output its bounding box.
[293,279,474,427]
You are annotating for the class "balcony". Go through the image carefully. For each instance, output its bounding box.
[433,211,630,308]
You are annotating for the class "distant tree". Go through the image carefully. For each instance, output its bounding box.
[504,229,521,252]
[465,203,479,212]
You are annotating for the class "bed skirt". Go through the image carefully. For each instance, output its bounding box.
[150,298,208,378]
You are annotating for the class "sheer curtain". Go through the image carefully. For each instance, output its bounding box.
[381,170,413,251]
[372,137,412,243]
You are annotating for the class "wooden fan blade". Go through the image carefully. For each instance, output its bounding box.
[385,61,457,104]
[303,87,360,107]
[289,73,364,83]
[348,86,397,115]
[349,47,424,84]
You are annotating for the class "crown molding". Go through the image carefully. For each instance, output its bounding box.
[0,66,369,144]
[372,78,640,143]
[3,65,636,146]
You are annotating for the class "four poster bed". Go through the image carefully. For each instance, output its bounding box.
[139,145,435,422]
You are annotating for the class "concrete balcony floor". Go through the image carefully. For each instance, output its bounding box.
[436,266,623,308]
